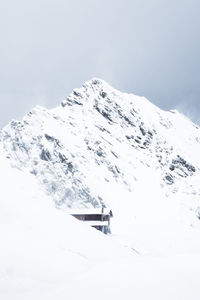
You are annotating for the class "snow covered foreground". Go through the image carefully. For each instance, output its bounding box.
[1,78,200,299]
[0,156,131,299]
[1,157,200,300]
[1,156,200,300]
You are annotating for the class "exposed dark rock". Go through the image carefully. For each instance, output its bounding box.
[40,149,51,161]
[134,139,141,144]
[92,79,100,85]
[100,91,107,98]
[73,90,82,97]
[45,134,61,147]
[62,98,73,107]
[61,100,67,107]
[170,155,196,175]
[96,148,105,157]
[147,131,153,136]
[73,100,83,106]
[66,162,74,173]
[139,126,146,136]
[169,165,175,171]
[94,104,113,123]
[111,151,118,158]
[108,164,120,177]
[196,207,200,220]
[164,174,174,184]
[123,116,135,127]
[125,135,134,140]
[117,109,123,119]
[59,153,67,163]
[96,126,111,134]
[45,134,55,142]
[143,141,150,147]
[30,169,37,175]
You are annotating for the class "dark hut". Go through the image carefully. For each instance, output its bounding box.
[70,208,113,234]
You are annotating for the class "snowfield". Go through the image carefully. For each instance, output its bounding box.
[0,78,200,299]
[1,157,200,300]
[0,156,133,299]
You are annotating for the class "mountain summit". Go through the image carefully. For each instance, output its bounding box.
[0,78,200,212]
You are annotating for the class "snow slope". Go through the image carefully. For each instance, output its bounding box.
[1,78,200,299]
[1,155,200,300]
[1,78,200,209]
[0,154,133,299]
[1,78,200,253]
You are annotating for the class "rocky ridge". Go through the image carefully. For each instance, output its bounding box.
[0,78,200,209]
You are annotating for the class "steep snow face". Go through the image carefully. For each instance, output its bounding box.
[0,78,200,210]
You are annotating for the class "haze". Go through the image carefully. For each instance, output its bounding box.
[0,0,200,128]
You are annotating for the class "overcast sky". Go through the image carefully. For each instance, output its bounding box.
[0,0,200,128]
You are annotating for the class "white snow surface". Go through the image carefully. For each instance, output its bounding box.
[1,78,200,299]
[0,156,132,299]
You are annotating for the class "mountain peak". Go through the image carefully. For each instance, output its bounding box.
[84,77,107,86]
[61,77,119,108]
[0,79,200,210]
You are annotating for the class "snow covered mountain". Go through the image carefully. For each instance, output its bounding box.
[1,78,200,299]
[0,78,200,211]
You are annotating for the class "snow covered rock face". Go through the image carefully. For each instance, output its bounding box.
[0,78,200,208]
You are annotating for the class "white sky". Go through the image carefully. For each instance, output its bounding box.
[0,0,200,128]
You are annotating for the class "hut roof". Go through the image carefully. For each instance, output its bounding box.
[67,208,110,215]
